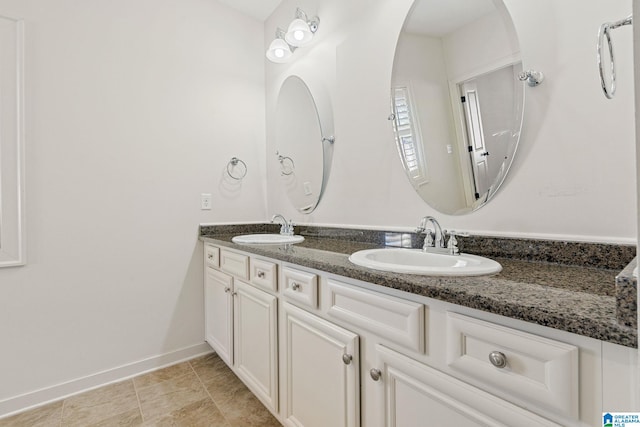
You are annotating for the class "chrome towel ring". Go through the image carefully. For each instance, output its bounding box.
[276,151,295,176]
[226,157,247,180]
[597,15,632,99]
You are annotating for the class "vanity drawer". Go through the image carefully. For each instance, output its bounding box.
[220,249,249,280]
[204,244,220,268]
[326,279,425,353]
[250,258,278,292]
[282,266,318,309]
[446,312,578,419]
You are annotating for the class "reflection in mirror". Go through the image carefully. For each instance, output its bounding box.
[276,151,295,176]
[391,0,523,215]
[276,75,334,213]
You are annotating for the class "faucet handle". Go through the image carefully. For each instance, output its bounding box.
[424,229,435,247]
[286,220,295,236]
[446,230,469,255]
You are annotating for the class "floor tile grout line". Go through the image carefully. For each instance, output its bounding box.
[59,380,143,426]
[131,362,210,425]
[3,355,274,427]
[191,355,284,427]
[189,357,233,427]
[58,399,65,427]
[131,377,146,423]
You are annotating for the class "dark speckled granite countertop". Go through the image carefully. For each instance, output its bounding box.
[199,224,637,348]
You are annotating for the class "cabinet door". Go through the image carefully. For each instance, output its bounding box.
[234,280,278,412]
[204,267,233,366]
[367,344,561,427]
[282,302,359,427]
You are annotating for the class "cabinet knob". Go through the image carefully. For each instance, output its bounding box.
[370,368,382,381]
[291,283,300,291]
[231,292,237,297]
[257,271,265,278]
[207,254,213,259]
[224,287,231,293]
[489,351,507,369]
[342,354,353,365]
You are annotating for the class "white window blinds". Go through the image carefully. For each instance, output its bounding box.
[392,86,428,185]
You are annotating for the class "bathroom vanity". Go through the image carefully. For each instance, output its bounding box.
[200,225,637,427]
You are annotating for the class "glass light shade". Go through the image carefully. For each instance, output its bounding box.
[285,19,313,47]
[266,38,292,63]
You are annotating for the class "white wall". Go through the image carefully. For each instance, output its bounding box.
[0,0,266,416]
[265,0,636,244]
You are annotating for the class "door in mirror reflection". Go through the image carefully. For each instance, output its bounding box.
[391,0,524,215]
[459,63,523,206]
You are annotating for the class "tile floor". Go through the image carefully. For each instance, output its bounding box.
[0,353,282,426]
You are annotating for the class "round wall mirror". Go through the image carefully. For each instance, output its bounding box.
[276,75,334,213]
[391,0,524,215]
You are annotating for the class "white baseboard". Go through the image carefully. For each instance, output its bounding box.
[0,342,213,419]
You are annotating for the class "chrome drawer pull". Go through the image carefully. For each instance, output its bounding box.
[370,368,382,381]
[291,283,300,291]
[224,287,231,293]
[489,351,507,369]
[342,354,353,365]
[257,271,266,279]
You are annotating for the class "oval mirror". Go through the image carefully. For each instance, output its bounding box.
[391,0,524,215]
[276,75,334,213]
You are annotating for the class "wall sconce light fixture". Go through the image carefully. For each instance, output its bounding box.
[266,28,294,63]
[266,8,320,63]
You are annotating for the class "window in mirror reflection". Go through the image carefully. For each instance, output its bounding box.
[392,86,428,186]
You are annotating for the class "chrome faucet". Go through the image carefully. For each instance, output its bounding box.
[271,214,294,236]
[416,216,470,255]
[416,216,446,251]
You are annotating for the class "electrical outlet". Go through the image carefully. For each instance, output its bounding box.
[201,193,212,210]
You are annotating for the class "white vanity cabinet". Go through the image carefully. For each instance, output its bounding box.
[203,245,279,412]
[203,243,638,427]
[281,301,359,427]
[323,278,569,427]
[233,279,279,411]
[204,267,233,366]
[367,344,561,426]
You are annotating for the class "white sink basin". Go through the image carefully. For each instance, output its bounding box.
[348,248,502,276]
[232,234,305,245]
